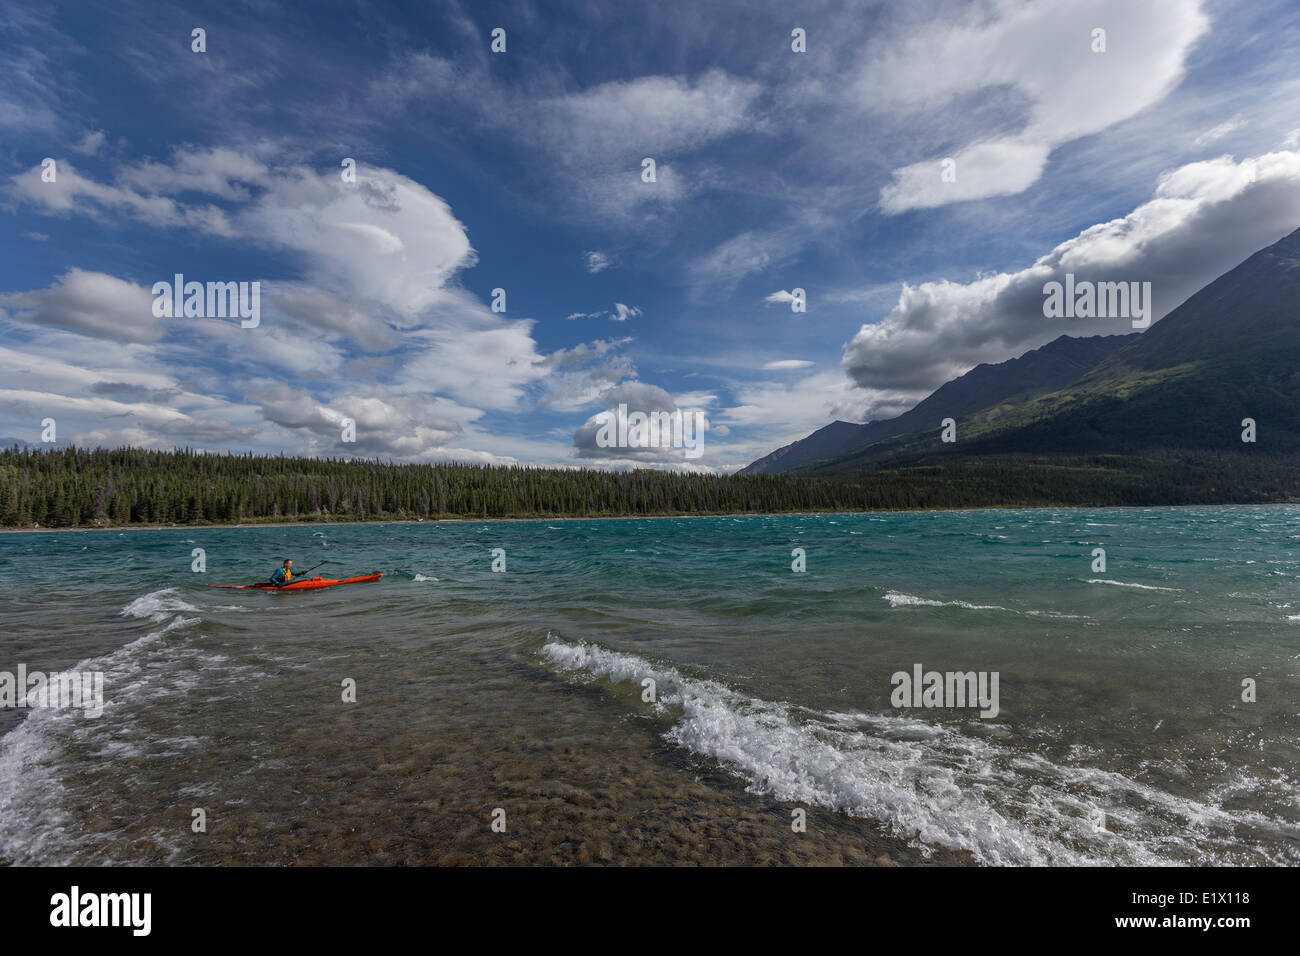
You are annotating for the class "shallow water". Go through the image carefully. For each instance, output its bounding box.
[1,506,1297,865]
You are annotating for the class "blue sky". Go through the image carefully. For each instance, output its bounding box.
[2,0,1299,471]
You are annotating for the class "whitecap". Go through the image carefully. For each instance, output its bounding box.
[1085,579,1181,592]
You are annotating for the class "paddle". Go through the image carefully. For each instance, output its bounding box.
[250,560,331,588]
[206,561,334,589]
[275,560,329,585]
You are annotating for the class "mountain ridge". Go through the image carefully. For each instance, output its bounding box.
[794,224,1300,475]
[740,332,1137,474]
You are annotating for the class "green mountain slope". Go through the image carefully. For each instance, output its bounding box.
[739,333,1135,474]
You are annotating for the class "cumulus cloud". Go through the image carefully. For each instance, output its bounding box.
[251,381,463,460]
[0,269,160,343]
[573,381,710,464]
[844,150,1300,398]
[538,338,636,411]
[3,148,565,460]
[585,251,611,273]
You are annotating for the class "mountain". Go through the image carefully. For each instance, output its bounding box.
[799,224,1300,476]
[740,332,1136,474]
[738,421,867,475]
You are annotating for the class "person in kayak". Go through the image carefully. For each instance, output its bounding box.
[270,559,300,588]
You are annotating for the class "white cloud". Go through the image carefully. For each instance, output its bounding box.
[538,338,636,411]
[372,57,761,223]
[690,231,791,288]
[762,359,814,370]
[539,70,761,158]
[237,167,474,319]
[844,150,1300,399]
[8,159,237,235]
[204,320,348,378]
[673,390,718,407]
[0,8,69,136]
[573,381,710,464]
[869,0,1210,213]
[251,381,463,459]
[9,154,475,321]
[393,321,547,411]
[71,130,106,155]
[566,303,641,321]
[118,147,270,199]
[585,251,611,273]
[713,368,918,468]
[0,269,160,343]
[0,387,191,425]
[1194,116,1246,147]
[881,142,1051,214]
[269,285,401,351]
[2,149,571,462]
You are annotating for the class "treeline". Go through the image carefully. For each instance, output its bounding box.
[2,446,1296,529]
[0,446,887,528]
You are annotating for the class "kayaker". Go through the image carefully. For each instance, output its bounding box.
[269,559,299,588]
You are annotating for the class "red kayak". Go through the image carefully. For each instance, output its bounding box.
[207,573,382,591]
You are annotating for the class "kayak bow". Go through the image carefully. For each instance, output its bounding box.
[207,573,383,591]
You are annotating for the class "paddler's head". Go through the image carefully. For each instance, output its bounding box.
[283,559,292,569]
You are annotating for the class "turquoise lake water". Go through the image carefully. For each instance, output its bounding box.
[0,506,1297,865]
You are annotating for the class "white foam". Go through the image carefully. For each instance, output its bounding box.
[0,591,244,865]
[883,591,1083,618]
[121,588,202,621]
[885,591,996,609]
[540,636,1297,866]
[1086,579,1181,592]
